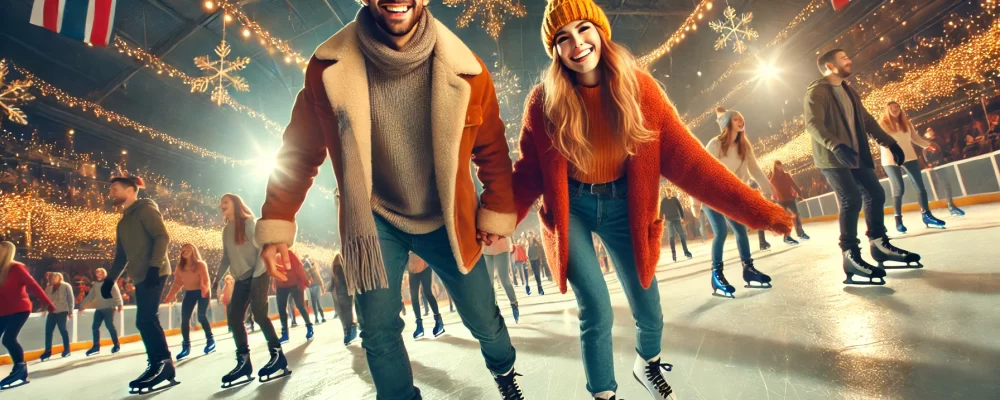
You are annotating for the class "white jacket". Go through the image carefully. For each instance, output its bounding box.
[880,124,931,166]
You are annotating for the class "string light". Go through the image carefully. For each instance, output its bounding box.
[112,38,283,136]
[637,1,715,67]
[0,192,337,267]
[217,1,308,68]
[443,0,528,40]
[4,59,250,165]
[861,16,1000,114]
[683,77,754,128]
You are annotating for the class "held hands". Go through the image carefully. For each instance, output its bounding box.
[262,243,290,282]
[477,230,502,246]
[888,143,906,166]
[832,144,859,168]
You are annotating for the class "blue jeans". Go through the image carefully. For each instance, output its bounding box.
[703,206,752,264]
[885,159,929,214]
[356,214,516,400]
[567,189,663,394]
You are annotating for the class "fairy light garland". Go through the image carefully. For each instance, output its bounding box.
[683,76,754,128]
[217,1,308,68]
[5,60,250,165]
[0,192,336,267]
[112,37,283,136]
[861,16,1000,114]
[637,0,715,67]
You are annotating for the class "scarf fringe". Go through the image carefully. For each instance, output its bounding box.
[343,235,389,295]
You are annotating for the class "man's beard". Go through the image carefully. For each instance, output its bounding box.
[111,196,125,205]
[837,68,852,78]
[374,3,422,37]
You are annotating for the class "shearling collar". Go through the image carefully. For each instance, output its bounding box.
[312,13,482,76]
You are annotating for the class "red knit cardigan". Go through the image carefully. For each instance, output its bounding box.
[512,73,793,293]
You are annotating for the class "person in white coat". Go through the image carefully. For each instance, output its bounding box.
[877,101,947,232]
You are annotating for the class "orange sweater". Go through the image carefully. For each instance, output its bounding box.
[568,86,629,183]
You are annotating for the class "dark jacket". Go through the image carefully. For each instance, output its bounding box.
[109,199,171,284]
[804,78,895,169]
[660,197,684,221]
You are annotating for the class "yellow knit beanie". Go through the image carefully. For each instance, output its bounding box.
[541,0,611,58]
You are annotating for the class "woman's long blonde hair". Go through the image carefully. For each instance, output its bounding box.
[177,243,204,272]
[0,241,15,286]
[879,101,912,133]
[717,108,750,161]
[542,29,655,172]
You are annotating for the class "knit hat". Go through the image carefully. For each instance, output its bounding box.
[716,107,738,132]
[541,0,611,58]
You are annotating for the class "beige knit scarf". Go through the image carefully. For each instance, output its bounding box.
[339,8,437,295]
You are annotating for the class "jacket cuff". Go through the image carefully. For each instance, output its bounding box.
[256,219,297,246]
[477,207,517,237]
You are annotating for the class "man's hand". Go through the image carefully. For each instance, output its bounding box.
[888,143,906,166]
[832,144,859,168]
[262,243,290,282]
[202,289,210,299]
[100,278,114,299]
[117,305,123,312]
[476,230,502,246]
[67,312,72,320]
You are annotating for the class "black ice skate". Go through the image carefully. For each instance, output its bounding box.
[870,236,922,269]
[0,362,29,390]
[493,369,525,400]
[221,353,254,388]
[711,262,736,298]
[129,360,180,394]
[843,248,887,285]
[257,346,291,383]
[742,259,772,289]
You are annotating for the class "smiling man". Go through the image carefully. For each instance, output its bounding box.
[254,1,523,399]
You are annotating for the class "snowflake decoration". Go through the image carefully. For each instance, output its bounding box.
[189,40,251,107]
[709,6,759,54]
[443,0,527,39]
[0,60,35,125]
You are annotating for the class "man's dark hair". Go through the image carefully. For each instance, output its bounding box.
[110,176,142,192]
[816,49,845,73]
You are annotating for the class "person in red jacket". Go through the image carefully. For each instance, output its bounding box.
[513,1,792,399]
[273,249,313,342]
[0,241,56,390]
[769,160,810,242]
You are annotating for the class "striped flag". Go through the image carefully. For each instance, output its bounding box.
[30,0,117,47]
[830,0,851,11]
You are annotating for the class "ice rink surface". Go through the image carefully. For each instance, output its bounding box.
[3,204,999,400]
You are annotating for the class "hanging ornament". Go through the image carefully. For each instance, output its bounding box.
[190,39,251,107]
[709,6,758,54]
[0,59,35,125]
[443,0,527,40]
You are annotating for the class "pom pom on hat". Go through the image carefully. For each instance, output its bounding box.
[716,106,738,132]
[134,177,146,189]
[541,0,611,58]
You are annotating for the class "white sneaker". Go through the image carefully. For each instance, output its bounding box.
[632,355,678,400]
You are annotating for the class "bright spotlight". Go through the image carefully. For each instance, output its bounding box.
[757,63,778,80]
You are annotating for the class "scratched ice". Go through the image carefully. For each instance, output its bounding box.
[4,204,1000,399]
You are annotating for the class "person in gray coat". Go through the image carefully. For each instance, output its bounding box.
[40,272,74,361]
[79,267,123,356]
[806,49,918,285]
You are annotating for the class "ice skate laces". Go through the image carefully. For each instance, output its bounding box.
[494,371,524,400]
[877,237,906,257]
[227,355,246,375]
[645,360,674,397]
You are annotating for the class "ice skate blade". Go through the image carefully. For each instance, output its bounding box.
[878,261,923,269]
[924,225,946,229]
[433,331,445,338]
[744,282,773,289]
[128,379,180,395]
[711,291,736,299]
[220,376,254,389]
[843,277,886,285]
[258,369,291,383]
[0,380,29,390]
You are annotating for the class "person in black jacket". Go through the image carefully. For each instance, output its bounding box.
[660,189,692,262]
